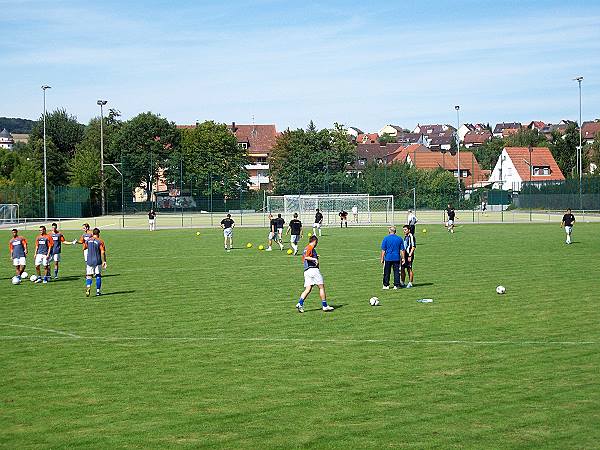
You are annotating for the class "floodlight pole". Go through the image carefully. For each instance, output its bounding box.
[103,163,123,227]
[574,76,583,210]
[528,145,533,222]
[97,100,108,215]
[42,85,51,221]
[455,105,460,206]
[500,154,505,222]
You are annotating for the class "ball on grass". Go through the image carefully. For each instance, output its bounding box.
[308,232,312,238]
[12,276,21,285]
[21,271,29,279]
[195,231,200,236]
[246,243,253,248]
[369,297,380,306]
[258,245,264,250]
[422,228,427,233]
[287,249,293,255]
[496,285,506,295]
[30,275,38,282]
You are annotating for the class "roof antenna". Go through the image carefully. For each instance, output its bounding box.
[252,115,257,137]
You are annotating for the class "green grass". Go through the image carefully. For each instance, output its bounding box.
[1,224,599,449]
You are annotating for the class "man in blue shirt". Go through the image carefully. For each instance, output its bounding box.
[380,226,405,290]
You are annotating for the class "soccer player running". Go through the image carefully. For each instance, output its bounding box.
[401,225,416,288]
[266,213,277,251]
[221,213,235,251]
[445,204,457,233]
[83,228,107,297]
[312,209,323,237]
[34,225,54,284]
[287,212,303,255]
[380,226,405,290]
[296,235,334,313]
[49,222,74,279]
[561,208,576,244]
[275,213,285,250]
[148,209,157,231]
[9,228,28,281]
[339,210,348,228]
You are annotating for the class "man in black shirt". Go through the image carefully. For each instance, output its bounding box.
[220,214,235,251]
[313,209,323,237]
[266,214,278,251]
[339,210,348,228]
[561,208,576,244]
[148,209,156,231]
[287,213,303,255]
[445,204,456,233]
[275,214,285,250]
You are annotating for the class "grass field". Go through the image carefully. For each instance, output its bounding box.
[1,223,599,448]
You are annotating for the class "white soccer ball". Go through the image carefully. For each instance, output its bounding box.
[21,271,29,279]
[12,276,21,285]
[369,297,380,306]
[496,285,506,295]
[30,274,38,283]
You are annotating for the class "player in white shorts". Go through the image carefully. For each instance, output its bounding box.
[9,228,28,280]
[561,208,576,244]
[75,223,93,261]
[84,228,107,297]
[286,213,303,255]
[34,225,54,284]
[220,214,235,251]
[275,213,285,250]
[312,209,323,237]
[266,214,277,251]
[295,235,334,313]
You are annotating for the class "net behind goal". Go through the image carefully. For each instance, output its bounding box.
[266,194,394,225]
[0,204,19,226]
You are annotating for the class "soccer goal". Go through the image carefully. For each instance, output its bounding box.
[0,204,19,226]
[266,194,394,225]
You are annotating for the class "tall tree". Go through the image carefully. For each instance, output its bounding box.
[549,123,579,177]
[110,112,180,200]
[471,137,505,171]
[504,128,547,147]
[175,121,249,196]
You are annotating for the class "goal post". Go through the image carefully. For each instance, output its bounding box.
[266,194,394,225]
[0,204,19,226]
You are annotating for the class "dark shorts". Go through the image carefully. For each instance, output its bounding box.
[402,255,414,269]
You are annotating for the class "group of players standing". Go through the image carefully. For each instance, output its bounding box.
[8,223,107,296]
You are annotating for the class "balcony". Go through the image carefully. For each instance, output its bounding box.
[245,163,270,170]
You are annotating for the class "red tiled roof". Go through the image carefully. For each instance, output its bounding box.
[504,147,565,181]
[582,121,600,140]
[356,143,402,164]
[387,144,429,163]
[408,151,484,187]
[229,124,278,155]
[464,131,492,144]
[356,133,379,144]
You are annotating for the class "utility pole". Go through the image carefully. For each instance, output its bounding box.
[97,100,108,215]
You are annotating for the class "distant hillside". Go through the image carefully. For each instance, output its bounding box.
[0,117,36,134]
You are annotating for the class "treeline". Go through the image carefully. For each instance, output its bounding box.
[0,117,36,133]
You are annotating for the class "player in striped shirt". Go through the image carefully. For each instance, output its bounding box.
[34,225,54,283]
[83,228,107,297]
[9,229,28,281]
[295,235,334,313]
[401,225,415,288]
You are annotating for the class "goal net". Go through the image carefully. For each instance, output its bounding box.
[266,194,394,225]
[0,204,19,226]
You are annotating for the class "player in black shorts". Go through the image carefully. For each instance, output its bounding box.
[401,225,415,288]
[445,204,456,233]
[287,213,303,255]
[339,210,348,228]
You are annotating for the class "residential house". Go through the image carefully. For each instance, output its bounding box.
[463,130,492,148]
[582,120,600,144]
[346,126,363,140]
[488,147,565,191]
[458,123,487,142]
[428,135,454,151]
[378,124,405,137]
[352,143,403,176]
[526,121,546,132]
[387,144,430,164]
[356,133,379,144]
[412,124,454,135]
[412,124,455,150]
[493,122,521,138]
[228,122,278,190]
[539,120,575,140]
[395,132,426,146]
[405,150,484,188]
[0,128,14,150]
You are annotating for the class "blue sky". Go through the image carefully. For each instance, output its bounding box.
[0,0,599,132]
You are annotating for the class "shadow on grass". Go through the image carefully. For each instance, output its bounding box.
[305,303,345,312]
[98,290,136,297]
[411,282,433,287]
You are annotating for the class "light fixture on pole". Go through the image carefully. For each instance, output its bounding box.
[455,105,460,204]
[41,85,51,221]
[97,100,108,215]
[573,76,583,210]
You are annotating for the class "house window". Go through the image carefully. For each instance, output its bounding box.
[358,158,367,166]
[238,142,248,149]
[376,158,384,165]
[533,166,550,176]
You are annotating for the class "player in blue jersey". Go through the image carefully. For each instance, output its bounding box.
[83,228,107,297]
[49,222,74,279]
[295,235,334,313]
[34,226,54,283]
[380,226,405,290]
[74,223,93,262]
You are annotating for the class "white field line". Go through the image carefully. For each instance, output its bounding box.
[0,333,596,346]
[0,323,80,338]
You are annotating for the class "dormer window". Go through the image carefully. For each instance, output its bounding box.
[238,142,248,149]
[533,166,550,176]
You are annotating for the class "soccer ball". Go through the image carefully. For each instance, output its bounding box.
[12,276,21,285]
[496,285,506,295]
[258,245,264,250]
[195,231,200,236]
[369,297,380,306]
[308,232,312,238]
[287,249,293,255]
[30,275,38,282]
[422,228,427,233]
[246,243,253,248]
[21,271,29,279]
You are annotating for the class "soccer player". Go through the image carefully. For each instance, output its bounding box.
[380,226,405,290]
[148,209,157,231]
[445,204,457,233]
[221,213,235,251]
[83,228,107,297]
[407,209,418,243]
[49,222,74,279]
[74,223,93,262]
[34,225,54,284]
[9,228,28,280]
[295,235,334,313]
[339,210,348,228]
[275,213,285,250]
[352,205,358,223]
[287,212,303,255]
[266,213,277,251]
[561,208,576,244]
[312,208,323,237]
[401,225,415,288]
